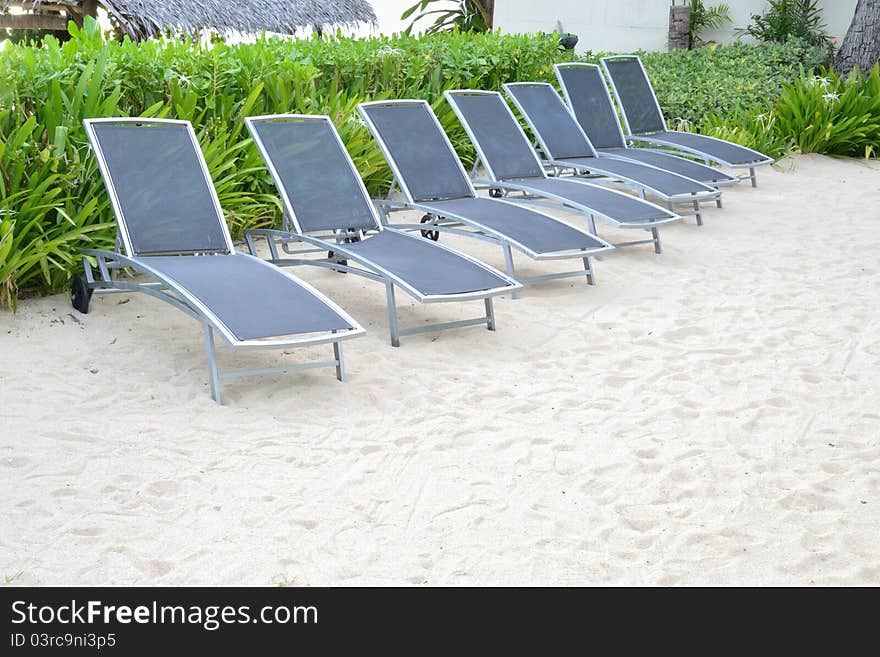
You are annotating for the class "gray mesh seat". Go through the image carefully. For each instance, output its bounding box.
[502,82,720,214]
[76,118,364,404]
[551,155,715,197]
[507,178,672,224]
[554,63,737,187]
[598,148,735,185]
[357,99,615,293]
[600,56,773,186]
[244,114,520,347]
[444,89,680,254]
[341,230,508,295]
[138,255,353,341]
[416,198,607,255]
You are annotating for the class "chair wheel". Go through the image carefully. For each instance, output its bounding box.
[420,214,440,241]
[327,251,348,272]
[329,234,359,273]
[489,188,503,198]
[71,274,92,314]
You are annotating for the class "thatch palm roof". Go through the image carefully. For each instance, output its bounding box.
[4,1,377,39]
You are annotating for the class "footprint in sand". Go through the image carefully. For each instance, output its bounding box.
[145,480,179,497]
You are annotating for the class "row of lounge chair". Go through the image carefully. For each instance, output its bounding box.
[69,55,773,404]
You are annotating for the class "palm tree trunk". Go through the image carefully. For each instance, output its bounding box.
[834,0,880,75]
[473,0,494,29]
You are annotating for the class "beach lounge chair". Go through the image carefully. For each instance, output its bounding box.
[73,118,364,404]
[554,63,737,190]
[503,82,721,225]
[244,114,520,347]
[357,100,614,295]
[600,55,774,187]
[445,89,682,254]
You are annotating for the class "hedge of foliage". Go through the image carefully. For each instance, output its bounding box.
[0,22,567,306]
[577,38,829,128]
[0,20,870,306]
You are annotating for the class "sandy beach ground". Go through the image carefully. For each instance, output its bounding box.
[1,154,878,585]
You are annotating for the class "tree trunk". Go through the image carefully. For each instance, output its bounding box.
[834,0,880,75]
[82,0,99,18]
[668,5,691,50]
[473,0,494,29]
[70,0,99,27]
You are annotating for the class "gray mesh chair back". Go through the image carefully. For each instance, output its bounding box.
[502,83,597,160]
[246,116,380,234]
[444,91,547,181]
[555,64,627,149]
[86,120,231,256]
[357,101,475,202]
[600,57,667,135]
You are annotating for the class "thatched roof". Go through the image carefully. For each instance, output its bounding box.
[4,1,377,39]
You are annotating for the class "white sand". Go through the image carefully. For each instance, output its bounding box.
[1,154,878,586]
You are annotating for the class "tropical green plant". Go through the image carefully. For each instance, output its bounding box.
[702,65,880,158]
[0,18,561,307]
[701,106,791,159]
[739,0,831,48]
[773,66,880,157]
[585,41,813,128]
[1,17,875,308]
[0,115,113,308]
[688,0,732,48]
[401,1,491,35]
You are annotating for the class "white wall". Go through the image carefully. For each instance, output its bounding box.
[495,0,670,52]
[699,0,856,47]
[495,0,858,53]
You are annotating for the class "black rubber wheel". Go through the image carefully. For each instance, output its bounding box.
[327,250,349,272]
[489,188,503,198]
[420,214,440,241]
[71,274,92,314]
[328,234,361,273]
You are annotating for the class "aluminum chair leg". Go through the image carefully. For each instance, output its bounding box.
[485,298,496,331]
[203,324,222,405]
[502,243,520,300]
[331,329,346,382]
[693,199,703,226]
[583,256,595,286]
[750,166,757,187]
[244,233,258,255]
[385,281,401,347]
[652,227,663,255]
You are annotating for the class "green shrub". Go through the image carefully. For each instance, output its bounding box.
[0,115,113,309]
[575,40,825,129]
[0,19,561,305]
[774,66,880,157]
[738,0,831,48]
[0,18,870,307]
[702,65,880,158]
[701,107,792,159]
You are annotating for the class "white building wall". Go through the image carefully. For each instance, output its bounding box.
[495,0,858,54]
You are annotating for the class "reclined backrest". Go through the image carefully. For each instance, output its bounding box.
[85,119,232,256]
[555,64,628,149]
[247,115,381,234]
[357,101,475,203]
[502,83,597,160]
[600,56,668,135]
[445,90,547,181]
